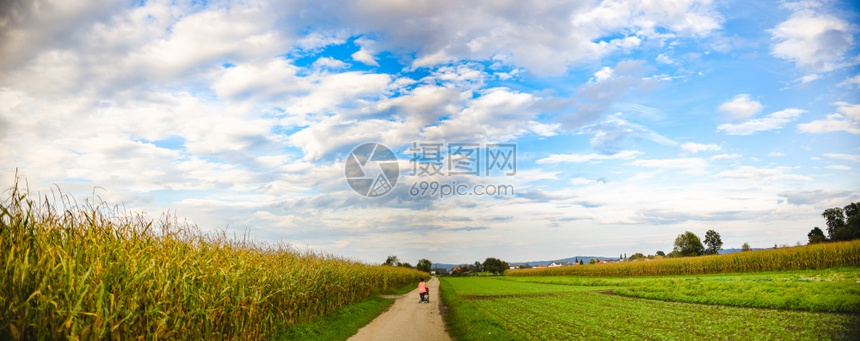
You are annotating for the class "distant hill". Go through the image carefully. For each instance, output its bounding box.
[433,256,616,272]
[431,263,459,272]
[511,256,615,267]
[719,248,764,254]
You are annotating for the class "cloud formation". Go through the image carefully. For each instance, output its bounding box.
[1,0,858,264]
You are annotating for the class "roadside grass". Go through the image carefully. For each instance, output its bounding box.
[277,296,394,341]
[440,277,860,340]
[278,278,430,340]
[501,268,860,313]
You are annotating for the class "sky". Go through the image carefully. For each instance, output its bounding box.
[1,0,859,265]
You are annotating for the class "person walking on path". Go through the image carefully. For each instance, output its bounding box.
[348,277,450,341]
[418,279,429,303]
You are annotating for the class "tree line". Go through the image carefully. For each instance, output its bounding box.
[383,255,509,276]
[383,202,860,276]
[382,255,433,273]
[807,202,859,244]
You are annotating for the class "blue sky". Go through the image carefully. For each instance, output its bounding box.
[1,0,858,264]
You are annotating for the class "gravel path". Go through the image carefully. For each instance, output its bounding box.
[348,277,451,341]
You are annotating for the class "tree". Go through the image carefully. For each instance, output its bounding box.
[673,231,704,257]
[398,262,413,269]
[819,203,860,241]
[628,252,646,260]
[579,260,584,265]
[807,227,827,244]
[703,230,723,255]
[589,258,599,264]
[840,202,860,241]
[474,261,484,273]
[483,257,506,275]
[845,202,860,219]
[741,242,752,252]
[417,259,433,273]
[822,207,846,240]
[656,251,665,257]
[383,255,400,266]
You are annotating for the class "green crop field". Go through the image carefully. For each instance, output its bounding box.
[440,274,860,340]
[504,268,860,313]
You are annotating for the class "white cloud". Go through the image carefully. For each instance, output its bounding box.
[680,142,721,154]
[581,114,676,153]
[717,94,762,122]
[717,108,805,135]
[325,0,722,75]
[351,49,379,66]
[826,165,851,171]
[537,150,641,164]
[570,177,602,186]
[656,54,674,64]
[823,153,860,162]
[798,113,860,134]
[422,87,539,142]
[212,59,308,100]
[769,5,856,72]
[779,189,859,207]
[716,166,812,182]
[592,66,614,83]
[426,64,487,88]
[528,121,560,137]
[836,102,860,120]
[561,60,660,131]
[797,74,820,85]
[132,5,287,80]
[711,153,742,160]
[629,158,707,169]
[838,75,860,88]
[769,152,784,157]
[797,102,860,135]
[313,57,349,69]
[282,71,393,117]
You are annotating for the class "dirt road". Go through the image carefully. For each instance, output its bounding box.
[348,277,451,341]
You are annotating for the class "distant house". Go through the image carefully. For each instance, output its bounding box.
[431,267,448,275]
[534,264,548,269]
[548,262,563,267]
[599,260,608,264]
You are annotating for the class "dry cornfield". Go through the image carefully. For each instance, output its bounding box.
[511,240,860,277]
[0,181,426,340]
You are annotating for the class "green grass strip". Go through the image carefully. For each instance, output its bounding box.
[276,296,395,341]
